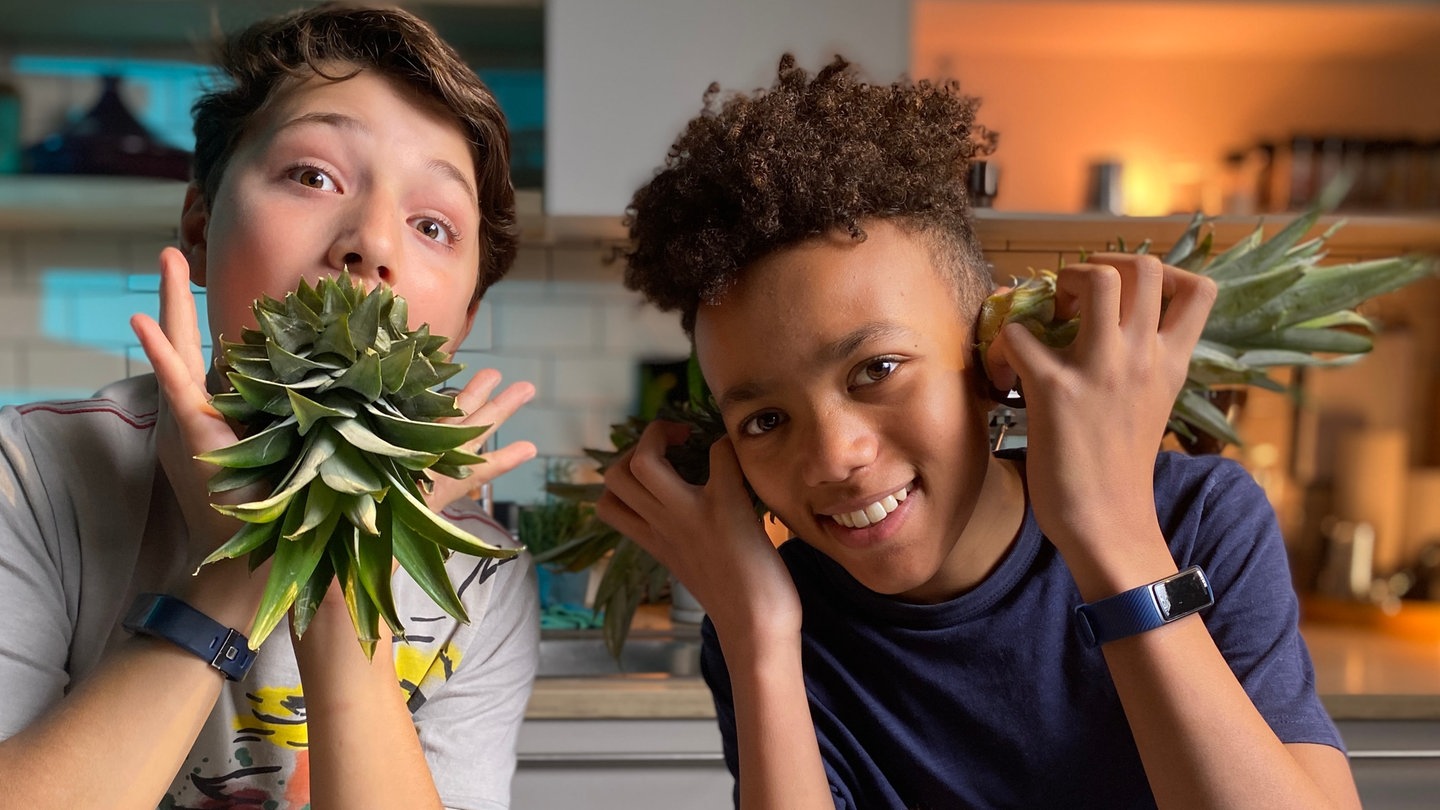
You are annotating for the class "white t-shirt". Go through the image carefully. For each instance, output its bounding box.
[0,375,539,810]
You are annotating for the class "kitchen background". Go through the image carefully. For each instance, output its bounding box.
[3,0,1438,562]
[3,1,1440,806]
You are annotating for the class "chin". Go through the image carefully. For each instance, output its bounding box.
[840,552,942,600]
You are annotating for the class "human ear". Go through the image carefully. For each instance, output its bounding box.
[178,183,209,287]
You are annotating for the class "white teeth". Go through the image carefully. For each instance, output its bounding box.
[830,485,910,530]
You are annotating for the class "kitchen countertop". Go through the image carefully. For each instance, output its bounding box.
[525,617,1440,721]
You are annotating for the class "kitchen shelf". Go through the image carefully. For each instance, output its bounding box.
[0,175,187,234]
[3,175,1439,256]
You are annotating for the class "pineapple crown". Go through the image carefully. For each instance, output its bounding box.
[196,273,514,657]
[214,272,466,428]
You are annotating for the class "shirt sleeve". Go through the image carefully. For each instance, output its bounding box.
[1167,455,1344,751]
[415,540,540,810]
[0,406,75,740]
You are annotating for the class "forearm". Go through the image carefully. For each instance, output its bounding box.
[0,636,225,809]
[722,631,832,810]
[1070,526,1358,809]
[1105,618,1358,809]
[0,559,263,809]
[294,605,443,810]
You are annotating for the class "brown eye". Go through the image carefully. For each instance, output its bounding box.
[288,166,336,191]
[412,216,457,245]
[741,411,786,437]
[850,358,899,389]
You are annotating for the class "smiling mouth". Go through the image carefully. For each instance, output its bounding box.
[826,484,912,529]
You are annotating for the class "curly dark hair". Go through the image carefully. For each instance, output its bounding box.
[623,54,997,334]
[191,2,517,298]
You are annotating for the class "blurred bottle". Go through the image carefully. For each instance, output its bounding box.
[1422,140,1440,210]
[1221,148,1259,215]
[967,159,999,208]
[1084,160,1124,215]
[1285,134,1317,211]
[1253,141,1278,212]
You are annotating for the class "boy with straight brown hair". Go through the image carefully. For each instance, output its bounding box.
[599,55,1360,809]
[0,4,539,808]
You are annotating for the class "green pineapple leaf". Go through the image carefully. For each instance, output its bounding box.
[200,273,507,658]
[195,419,299,469]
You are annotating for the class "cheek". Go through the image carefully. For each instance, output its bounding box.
[732,444,798,520]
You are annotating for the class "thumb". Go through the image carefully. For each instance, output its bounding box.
[986,320,1054,396]
[707,435,749,499]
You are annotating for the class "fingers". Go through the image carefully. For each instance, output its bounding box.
[594,486,655,550]
[132,312,217,423]
[627,420,692,496]
[454,368,503,414]
[455,372,536,434]
[466,440,537,484]
[984,253,1209,393]
[1088,252,1165,336]
[599,421,690,527]
[157,246,207,387]
[1159,264,1218,351]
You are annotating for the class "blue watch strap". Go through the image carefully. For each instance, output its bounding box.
[1074,565,1213,647]
[122,593,256,681]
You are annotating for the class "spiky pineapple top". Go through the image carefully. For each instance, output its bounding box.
[975,182,1437,447]
[196,272,514,657]
[541,186,1436,659]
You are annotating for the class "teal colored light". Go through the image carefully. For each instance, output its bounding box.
[477,68,544,132]
[13,55,220,151]
[12,55,542,158]
[41,269,210,354]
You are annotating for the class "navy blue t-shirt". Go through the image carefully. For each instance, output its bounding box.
[700,451,1342,809]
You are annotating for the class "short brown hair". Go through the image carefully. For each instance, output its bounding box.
[623,55,997,334]
[191,2,518,297]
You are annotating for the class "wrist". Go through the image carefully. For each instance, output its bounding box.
[122,593,257,680]
[173,556,268,634]
[1052,519,1180,604]
[1074,565,1214,647]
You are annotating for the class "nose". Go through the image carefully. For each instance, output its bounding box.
[799,405,879,487]
[329,192,403,286]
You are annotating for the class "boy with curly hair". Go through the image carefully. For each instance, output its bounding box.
[0,4,538,808]
[599,55,1359,808]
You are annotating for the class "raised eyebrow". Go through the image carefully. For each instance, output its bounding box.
[274,114,477,205]
[716,380,766,413]
[823,322,909,364]
[426,158,478,206]
[276,111,367,136]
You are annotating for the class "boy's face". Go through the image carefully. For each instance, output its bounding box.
[184,68,483,356]
[695,220,1017,602]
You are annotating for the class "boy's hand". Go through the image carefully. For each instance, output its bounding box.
[131,247,256,571]
[425,369,537,513]
[597,422,803,645]
[983,253,1216,580]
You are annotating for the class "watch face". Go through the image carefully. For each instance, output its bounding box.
[1154,569,1212,620]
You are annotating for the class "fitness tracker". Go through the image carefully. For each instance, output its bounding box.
[1074,565,1214,647]
[122,593,256,681]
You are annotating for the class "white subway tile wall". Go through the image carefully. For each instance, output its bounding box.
[0,235,689,506]
[0,229,1071,506]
